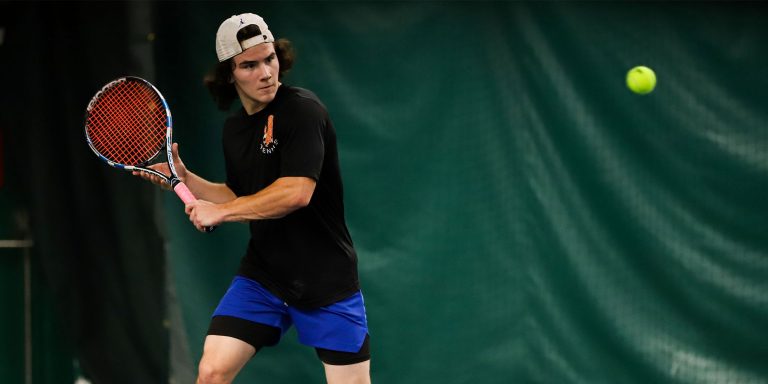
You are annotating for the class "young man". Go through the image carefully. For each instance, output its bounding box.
[135,13,370,384]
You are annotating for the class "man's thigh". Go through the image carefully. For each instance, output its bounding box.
[197,335,256,382]
[323,360,371,384]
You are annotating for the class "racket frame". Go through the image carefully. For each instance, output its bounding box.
[85,76,213,231]
[85,76,178,185]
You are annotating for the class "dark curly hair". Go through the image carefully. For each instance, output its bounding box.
[203,31,295,111]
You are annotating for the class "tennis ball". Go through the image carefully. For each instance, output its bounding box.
[626,66,657,95]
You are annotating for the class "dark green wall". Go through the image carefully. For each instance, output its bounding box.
[1,2,168,383]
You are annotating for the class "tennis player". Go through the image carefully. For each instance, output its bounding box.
[135,13,370,384]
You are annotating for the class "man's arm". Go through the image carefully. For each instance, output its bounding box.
[185,176,316,230]
[182,170,238,204]
[133,142,238,203]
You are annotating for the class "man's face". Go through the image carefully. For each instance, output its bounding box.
[231,42,280,114]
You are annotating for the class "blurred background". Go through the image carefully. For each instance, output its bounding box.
[1,1,767,383]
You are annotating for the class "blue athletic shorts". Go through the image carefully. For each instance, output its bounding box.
[211,276,369,353]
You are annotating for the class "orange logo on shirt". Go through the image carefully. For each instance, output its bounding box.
[261,115,278,154]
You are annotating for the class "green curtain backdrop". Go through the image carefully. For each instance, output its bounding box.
[152,2,768,383]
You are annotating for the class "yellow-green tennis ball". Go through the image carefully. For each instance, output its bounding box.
[626,66,657,95]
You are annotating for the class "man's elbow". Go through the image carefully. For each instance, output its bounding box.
[292,190,313,209]
[290,181,315,209]
[280,177,316,211]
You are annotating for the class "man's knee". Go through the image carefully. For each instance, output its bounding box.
[196,334,257,384]
[197,360,233,384]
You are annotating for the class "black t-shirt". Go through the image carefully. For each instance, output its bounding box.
[222,85,359,309]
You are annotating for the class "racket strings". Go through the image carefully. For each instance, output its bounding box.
[86,80,167,165]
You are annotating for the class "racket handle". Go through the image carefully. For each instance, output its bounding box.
[172,181,216,233]
[172,181,196,204]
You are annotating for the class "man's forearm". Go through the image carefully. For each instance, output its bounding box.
[184,171,237,203]
[219,177,315,222]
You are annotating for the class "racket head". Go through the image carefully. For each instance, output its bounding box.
[84,76,172,170]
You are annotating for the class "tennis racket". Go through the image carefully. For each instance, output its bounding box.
[84,76,214,232]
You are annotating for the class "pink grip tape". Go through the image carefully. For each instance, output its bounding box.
[173,182,197,204]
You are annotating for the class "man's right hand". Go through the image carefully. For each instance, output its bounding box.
[132,142,188,190]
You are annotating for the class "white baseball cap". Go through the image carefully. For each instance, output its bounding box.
[215,13,275,62]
